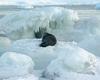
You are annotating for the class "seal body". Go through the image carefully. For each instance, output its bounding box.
[40,33,57,47]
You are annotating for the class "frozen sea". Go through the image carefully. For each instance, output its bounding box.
[0,5,100,80]
[0,5,100,19]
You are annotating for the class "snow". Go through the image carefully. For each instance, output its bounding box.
[70,17,100,42]
[79,35,100,56]
[9,39,96,73]
[41,56,100,80]
[70,17,100,56]
[52,57,100,80]
[54,71,100,80]
[0,7,79,40]
[49,17,100,42]
[3,74,38,80]
[43,42,96,76]
[0,52,34,79]
[0,39,100,80]
[0,1,100,80]
[0,35,12,55]
[9,39,57,70]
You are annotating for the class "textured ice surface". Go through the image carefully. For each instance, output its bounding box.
[0,7,79,40]
[44,42,96,75]
[0,52,34,79]
[0,36,12,55]
[0,39,100,80]
[41,57,100,80]
[9,39,57,69]
[52,57,100,80]
[10,39,96,72]
[71,17,100,42]
[3,74,38,80]
[79,35,100,56]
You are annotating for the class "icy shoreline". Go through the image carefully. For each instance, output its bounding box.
[0,2,100,80]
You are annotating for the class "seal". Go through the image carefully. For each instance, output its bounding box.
[40,33,57,47]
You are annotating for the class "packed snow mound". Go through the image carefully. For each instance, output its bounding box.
[40,57,100,80]
[0,7,79,40]
[54,71,100,80]
[3,74,38,80]
[0,52,34,79]
[0,35,12,55]
[9,39,57,69]
[10,39,96,72]
[43,42,96,78]
[74,17,100,36]
[50,58,100,80]
[46,17,100,42]
[70,17,100,42]
[79,35,100,56]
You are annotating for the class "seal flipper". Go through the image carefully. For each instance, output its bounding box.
[39,42,49,47]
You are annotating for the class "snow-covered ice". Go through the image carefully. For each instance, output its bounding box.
[49,57,100,80]
[0,33,12,55]
[3,74,38,80]
[9,39,57,70]
[0,7,79,40]
[72,17,100,42]
[41,56,100,80]
[42,42,96,76]
[79,35,100,56]
[0,39,100,80]
[73,13,100,57]
[0,0,100,80]
[9,39,97,73]
[0,52,34,79]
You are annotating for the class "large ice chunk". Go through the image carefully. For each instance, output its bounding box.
[0,52,34,79]
[3,74,38,80]
[41,42,97,80]
[9,39,57,69]
[79,35,100,56]
[10,39,96,73]
[0,33,12,55]
[0,7,79,40]
[71,17,100,42]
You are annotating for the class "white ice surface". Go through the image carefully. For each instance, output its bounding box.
[68,17,100,42]
[54,57,100,80]
[0,36,12,55]
[41,57,100,80]
[10,39,96,73]
[44,42,96,75]
[74,14,100,56]
[79,35,100,56]
[0,7,79,40]
[0,52,34,79]
[9,39,57,70]
[3,74,38,80]
[0,39,100,80]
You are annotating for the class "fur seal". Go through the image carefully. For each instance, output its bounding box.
[40,33,57,47]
